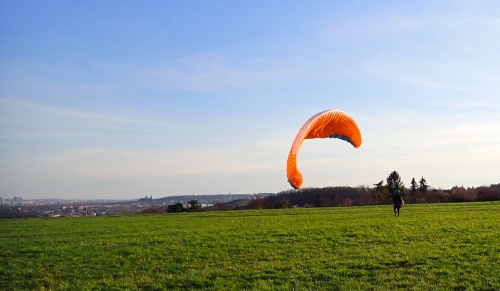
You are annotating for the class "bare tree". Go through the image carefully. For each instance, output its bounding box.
[315,194,324,207]
[372,180,386,205]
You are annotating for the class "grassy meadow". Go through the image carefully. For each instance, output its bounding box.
[1,202,500,290]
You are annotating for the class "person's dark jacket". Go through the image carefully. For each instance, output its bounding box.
[393,194,403,204]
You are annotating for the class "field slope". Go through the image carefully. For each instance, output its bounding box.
[1,202,500,290]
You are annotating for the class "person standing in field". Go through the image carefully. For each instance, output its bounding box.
[393,190,403,217]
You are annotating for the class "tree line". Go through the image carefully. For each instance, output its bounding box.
[138,171,499,213]
[243,171,500,210]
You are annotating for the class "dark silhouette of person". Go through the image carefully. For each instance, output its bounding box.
[393,190,403,216]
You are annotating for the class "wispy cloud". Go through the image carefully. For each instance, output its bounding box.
[0,98,173,128]
[1,56,303,98]
[0,98,190,147]
[361,59,474,91]
[441,100,500,108]
[320,12,500,38]
[128,56,299,93]
[321,20,424,38]
[0,139,288,196]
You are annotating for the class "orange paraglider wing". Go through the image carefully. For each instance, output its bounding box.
[286,110,362,189]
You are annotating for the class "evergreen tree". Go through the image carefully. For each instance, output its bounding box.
[419,177,428,193]
[410,177,418,196]
[386,171,405,197]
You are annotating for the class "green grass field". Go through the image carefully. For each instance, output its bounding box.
[1,202,500,290]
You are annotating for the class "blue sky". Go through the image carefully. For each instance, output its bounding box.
[1,1,499,199]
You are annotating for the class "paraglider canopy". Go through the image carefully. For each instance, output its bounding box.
[286,110,362,189]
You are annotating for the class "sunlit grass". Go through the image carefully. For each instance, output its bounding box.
[1,202,500,290]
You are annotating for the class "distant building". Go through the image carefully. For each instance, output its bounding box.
[0,197,3,204]
[10,196,23,205]
[138,195,153,202]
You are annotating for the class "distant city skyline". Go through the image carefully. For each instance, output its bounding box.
[1,1,499,199]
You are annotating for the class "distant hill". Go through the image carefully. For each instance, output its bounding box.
[154,193,273,204]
